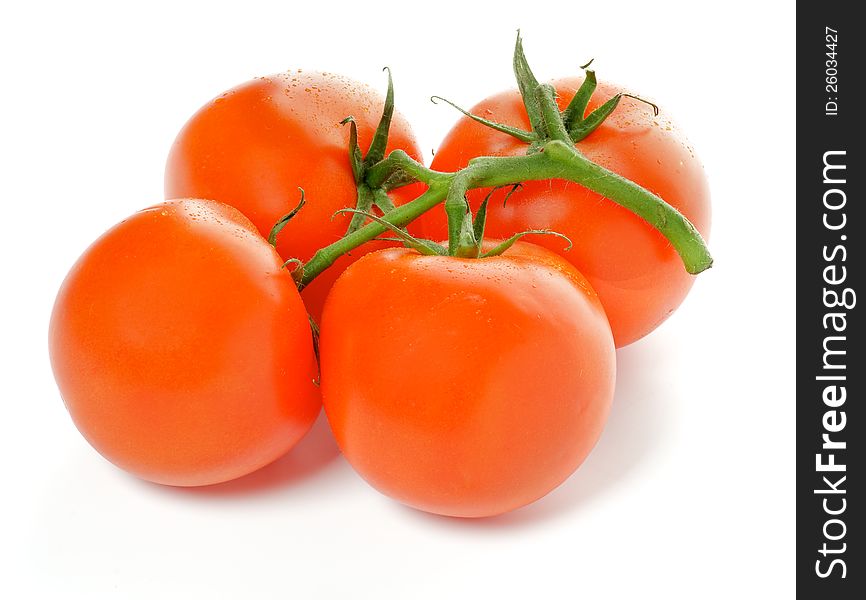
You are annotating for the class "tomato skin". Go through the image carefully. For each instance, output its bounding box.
[418,77,711,347]
[164,71,424,323]
[320,242,615,517]
[49,200,320,486]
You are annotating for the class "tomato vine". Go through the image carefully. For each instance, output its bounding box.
[284,33,713,290]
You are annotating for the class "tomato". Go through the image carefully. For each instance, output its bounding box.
[319,242,615,517]
[49,200,320,486]
[165,71,424,323]
[417,77,711,347]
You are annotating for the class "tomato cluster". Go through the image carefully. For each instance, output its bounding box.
[50,41,710,518]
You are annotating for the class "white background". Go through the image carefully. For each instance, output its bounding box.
[1,1,795,598]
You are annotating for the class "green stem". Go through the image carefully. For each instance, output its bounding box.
[542,141,712,273]
[297,183,449,289]
[365,150,448,189]
[297,140,712,287]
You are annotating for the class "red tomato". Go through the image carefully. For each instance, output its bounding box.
[49,200,320,486]
[417,77,711,347]
[320,242,615,517]
[164,71,424,323]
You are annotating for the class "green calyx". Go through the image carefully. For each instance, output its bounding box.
[563,69,659,142]
[432,32,660,149]
[438,140,569,259]
[340,68,402,235]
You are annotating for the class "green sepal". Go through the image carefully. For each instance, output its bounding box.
[512,32,546,136]
[430,96,535,143]
[364,67,395,167]
[569,93,621,141]
[534,83,572,144]
[340,70,405,236]
[481,229,573,258]
[335,209,447,256]
[268,189,306,247]
[472,196,490,254]
[345,185,375,235]
[444,187,468,256]
[453,209,479,258]
[569,92,659,142]
[372,187,396,213]
[340,117,364,184]
[561,66,597,130]
[502,183,522,206]
[308,315,320,371]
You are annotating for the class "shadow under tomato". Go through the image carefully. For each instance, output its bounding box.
[143,410,342,499]
[397,335,674,529]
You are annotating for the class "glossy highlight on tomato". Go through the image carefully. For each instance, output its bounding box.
[320,242,615,517]
[165,71,424,322]
[49,199,321,486]
[417,77,711,347]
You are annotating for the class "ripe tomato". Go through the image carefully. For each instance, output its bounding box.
[164,71,423,323]
[320,242,615,517]
[417,77,711,347]
[49,200,320,486]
